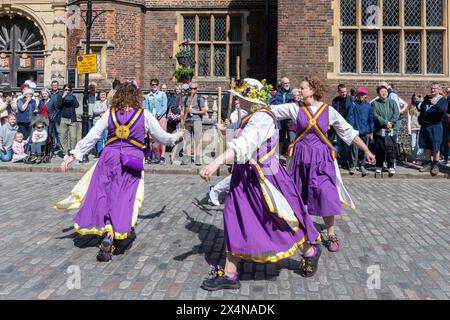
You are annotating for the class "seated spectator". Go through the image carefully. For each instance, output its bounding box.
[29,119,48,164]
[0,113,19,161]
[12,132,28,163]
[347,87,374,176]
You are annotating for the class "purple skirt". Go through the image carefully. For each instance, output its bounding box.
[223,162,319,263]
[289,141,342,216]
[73,143,143,239]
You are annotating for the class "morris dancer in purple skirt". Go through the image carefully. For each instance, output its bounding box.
[270,77,375,252]
[58,81,184,261]
[199,79,321,291]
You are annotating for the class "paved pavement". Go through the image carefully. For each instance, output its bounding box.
[0,172,450,300]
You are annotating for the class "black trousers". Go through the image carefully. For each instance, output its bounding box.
[374,134,396,168]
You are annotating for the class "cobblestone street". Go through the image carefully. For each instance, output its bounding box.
[0,172,449,300]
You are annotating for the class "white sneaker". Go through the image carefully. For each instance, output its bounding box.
[208,186,220,206]
[388,168,395,176]
[375,167,382,174]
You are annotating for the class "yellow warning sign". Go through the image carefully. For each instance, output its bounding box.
[76,54,97,74]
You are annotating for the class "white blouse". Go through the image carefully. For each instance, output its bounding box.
[70,109,176,161]
[228,111,276,163]
[270,103,359,145]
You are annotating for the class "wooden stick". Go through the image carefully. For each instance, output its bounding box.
[181,92,195,130]
[236,56,242,123]
[227,77,234,121]
[217,87,222,125]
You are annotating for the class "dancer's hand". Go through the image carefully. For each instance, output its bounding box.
[217,122,227,133]
[174,130,185,143]
[61,155,74,172]
[365,150,375,164]
[199,163,219,181]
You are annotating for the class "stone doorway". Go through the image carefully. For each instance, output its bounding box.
[0,15,45,88]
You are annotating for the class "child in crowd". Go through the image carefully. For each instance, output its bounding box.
[12,132,28,163]
[29,120,47,164]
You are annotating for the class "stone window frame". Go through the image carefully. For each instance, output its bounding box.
[329,0,449,80]
[175,11,250,80]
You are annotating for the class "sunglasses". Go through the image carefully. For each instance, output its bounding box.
[190,87,197,90]
[151,84,158,86]
[37,126,44,129]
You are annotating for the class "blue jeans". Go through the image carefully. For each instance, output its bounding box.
[0,148,12,161]
[96,130,107,156]
[411,130,424,160]
[30,142,46,155]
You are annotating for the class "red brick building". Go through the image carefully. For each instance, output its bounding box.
[68,0,449,101]
[2,0,444,102]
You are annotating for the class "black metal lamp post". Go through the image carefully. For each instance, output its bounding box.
[79,0,108,162]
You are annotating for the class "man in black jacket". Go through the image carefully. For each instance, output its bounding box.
[331,84,353,169]
[58,84,79,153]
[418,83,448,176]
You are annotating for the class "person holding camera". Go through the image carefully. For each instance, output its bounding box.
[417,83,448,175]
[0,87,17,126]
[58,84,79,153]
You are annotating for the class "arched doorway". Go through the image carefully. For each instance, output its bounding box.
[0,15,45,87]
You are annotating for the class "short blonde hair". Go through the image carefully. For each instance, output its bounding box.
[15,132,24,139]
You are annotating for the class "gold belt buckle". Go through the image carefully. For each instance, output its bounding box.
[116,125,130,139]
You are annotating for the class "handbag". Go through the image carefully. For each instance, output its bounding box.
[121,152,144,171]
[119,127,144,172]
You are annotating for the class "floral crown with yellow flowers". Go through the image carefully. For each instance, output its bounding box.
[229,78,274,106]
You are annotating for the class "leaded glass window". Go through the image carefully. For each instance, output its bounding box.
[182,15,243,78]
[339,0,446,75]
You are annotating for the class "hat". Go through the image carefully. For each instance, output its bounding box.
[355,87,368,95]
[23,88,34,96]
[228,78,273,106]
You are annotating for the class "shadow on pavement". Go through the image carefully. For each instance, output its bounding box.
[173,211,304,282]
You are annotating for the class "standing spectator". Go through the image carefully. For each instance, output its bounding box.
[167,85,184,133]
[93,90,109,156]
[182,82,206,165]
[288,88,302,144]
[24,75,37,89]
[107,79,121,105]
[0,113,18,161]
[378,81,408,164]
[38,88,51,121]
[58,84,79,153]
[47,80,63,152]
[417,83,448,175]
[221,80,237,121]
[160,83,168,94]
[331,84,353,169]
[408,93,425,165]
[16,88,36,139]
[12,132,28,163]
[440,87,450,166]
[271,77,293,156]
[0,87,17,125]
[144,79,168,164]
[371,86,400,176]
[347,87,374,176]
[88,82,97,131]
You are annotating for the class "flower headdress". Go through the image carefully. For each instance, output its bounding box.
[229,78,274,106]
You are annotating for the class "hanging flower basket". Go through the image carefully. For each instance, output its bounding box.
[175,46,194,67]
[173,66,194,83]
